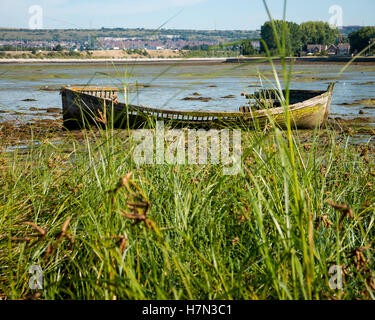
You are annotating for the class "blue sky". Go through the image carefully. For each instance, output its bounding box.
[1,0,374,30]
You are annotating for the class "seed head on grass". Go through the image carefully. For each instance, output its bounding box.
[348,246,371,271]
[345,246,375,291]
[23,292,41,300]
[23,222,47,237]
[315,215,333,230]
[232,237,240,246]
[47,158,53,169]
[72,183,83,194]
[109,172,133,203]
[327,201,354,230]
[110,173,157,231]
[106,235,127,254]
[112,93,119,104]
[45,216,74,261]
[10,222,47,243]
[121,197,156,231]
[95,109,107,126]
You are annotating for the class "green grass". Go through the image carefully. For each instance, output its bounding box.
[0,125,374,300]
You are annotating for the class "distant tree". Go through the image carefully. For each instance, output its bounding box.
[240,40,256,56]
[261,20,284,53]
[53,44,63,51]
[260,20,302,56]
[0,45,15,51]
[68,50,81,57]
[336,34,349,45]
[288,22,303,54]
[300,21,339,47]
[349,27,375,53]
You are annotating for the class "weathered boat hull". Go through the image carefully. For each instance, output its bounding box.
[61,84,335,130]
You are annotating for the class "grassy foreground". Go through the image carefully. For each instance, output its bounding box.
[0,123,374,300]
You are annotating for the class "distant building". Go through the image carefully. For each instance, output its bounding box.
[337,43,351,55]
[306,44,327,54]
[307,45,325,54]
[326,44,337,56]
[305,43,351,56]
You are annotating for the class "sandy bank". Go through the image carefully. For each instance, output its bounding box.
[0,57,230,65]
[1,56,375,65]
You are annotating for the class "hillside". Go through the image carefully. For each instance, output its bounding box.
[0,28,260,47]
[0,28,259,41]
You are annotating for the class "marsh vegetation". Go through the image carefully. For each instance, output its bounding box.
[1,1,375,301]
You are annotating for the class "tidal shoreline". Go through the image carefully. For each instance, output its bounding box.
[1,56,375,65]
[1,116,374,151]
[0,57,229,65]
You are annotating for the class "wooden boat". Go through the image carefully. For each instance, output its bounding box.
[61,83,335,130]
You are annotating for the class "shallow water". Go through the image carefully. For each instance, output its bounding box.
[1,62,375,123]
